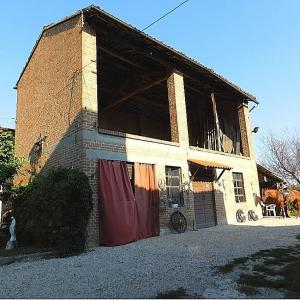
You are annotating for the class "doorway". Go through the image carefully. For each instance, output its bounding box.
[190,165,217,228]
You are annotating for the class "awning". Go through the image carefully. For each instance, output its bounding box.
[188,159,232,170]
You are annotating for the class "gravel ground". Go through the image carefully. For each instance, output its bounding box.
[0,218,300,298]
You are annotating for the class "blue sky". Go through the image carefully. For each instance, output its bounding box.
[1,0,300,154]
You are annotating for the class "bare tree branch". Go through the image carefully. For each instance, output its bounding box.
[260,129,300,185]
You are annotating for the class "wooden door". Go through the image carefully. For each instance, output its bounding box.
[193,179,217,228]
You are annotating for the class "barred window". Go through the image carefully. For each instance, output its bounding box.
[233,172,246,203]
[165,166,183,207]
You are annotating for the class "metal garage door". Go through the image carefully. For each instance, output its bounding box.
[193,180,216,228]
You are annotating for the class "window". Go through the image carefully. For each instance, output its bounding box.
[233,172,246,203]
[165,166,183,207]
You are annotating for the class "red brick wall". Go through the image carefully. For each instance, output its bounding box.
[15,15,83,181]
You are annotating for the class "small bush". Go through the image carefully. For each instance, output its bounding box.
[13,167,93,254]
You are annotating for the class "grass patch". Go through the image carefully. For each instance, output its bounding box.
[276,257,300,298]
[250,249,273,258]
[263,258,285,266]
[288,210,298,217]
[155,288,202,299]
[240,250,300,298]
[216,234,300,298]
[216,256,249,273]
[238,273,286,290]
[156,288,190,299]
[45,249,85,259]
[0,258,16,266]
[252,264,275,275]
[0,244,89,266]
[0,246,52,258]
[0,246,56,266]
[239,285,256,296]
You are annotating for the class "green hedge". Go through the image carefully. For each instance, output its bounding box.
[13,167,93,254]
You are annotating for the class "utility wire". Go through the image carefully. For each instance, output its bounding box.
[0,118,15,119]
[141,0,190,32]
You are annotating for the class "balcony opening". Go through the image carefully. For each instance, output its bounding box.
[95,25,171,141]
[185,76,245,155]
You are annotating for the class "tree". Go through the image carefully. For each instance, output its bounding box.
[0,130,21,194]
[261,130,300,185]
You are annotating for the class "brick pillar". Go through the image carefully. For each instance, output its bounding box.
[167,71,189,147]
[81,21,99,246]
[238,101,253,158]
[82,21,97,130]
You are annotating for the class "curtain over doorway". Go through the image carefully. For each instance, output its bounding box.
[135,163,160,239]
[98,160,138,246]
[98,160,160,246]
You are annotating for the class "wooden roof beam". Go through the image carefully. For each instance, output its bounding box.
[97,45,144,70]
[184,72,242,100]
[95,25,173,70]
[101,73,170,113]
[132,95,168,110]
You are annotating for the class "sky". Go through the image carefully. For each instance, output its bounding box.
[1,0,300,156]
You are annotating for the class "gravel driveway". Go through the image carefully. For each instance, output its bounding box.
[1,218,300,298]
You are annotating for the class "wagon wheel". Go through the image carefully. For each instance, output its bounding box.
[236,209,246,223]
[171,211,187,233]
[158,178,166,191]
[248,210,258,221]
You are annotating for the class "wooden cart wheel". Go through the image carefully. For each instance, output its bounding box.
[171,211,187,233]
[248,210,258,221]
[236,209,246,223]
[158,178,166,191]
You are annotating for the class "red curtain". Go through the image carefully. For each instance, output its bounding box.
[98,160,160,246]
[134,163,160,239]
[98,160,138,246]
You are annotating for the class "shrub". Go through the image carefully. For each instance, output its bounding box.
[287,201,296,214]
[12,167,93,254]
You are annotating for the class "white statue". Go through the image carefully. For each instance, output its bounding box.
[5,216,17,250]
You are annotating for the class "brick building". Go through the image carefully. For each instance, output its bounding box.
[15,5,261,245]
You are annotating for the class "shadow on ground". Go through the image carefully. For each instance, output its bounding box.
[216,234,300,298]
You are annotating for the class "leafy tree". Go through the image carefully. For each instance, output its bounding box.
[0,130,22,200]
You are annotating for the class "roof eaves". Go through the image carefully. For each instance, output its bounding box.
[16,4,259,104]
[83,5,258,104]
[257,163,283,182]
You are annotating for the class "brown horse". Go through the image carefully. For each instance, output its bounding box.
[262,188,285,217]
[285,189,300,217]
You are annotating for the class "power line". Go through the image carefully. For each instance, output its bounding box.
[141,0,190,32]
[0,118,15,119]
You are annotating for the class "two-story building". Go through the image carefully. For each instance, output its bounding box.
[15,5,261,245]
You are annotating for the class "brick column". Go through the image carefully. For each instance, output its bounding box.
[81,21,99,245]
[82,21,98,130]
[167,71,189,147]
[238,101,253,158]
